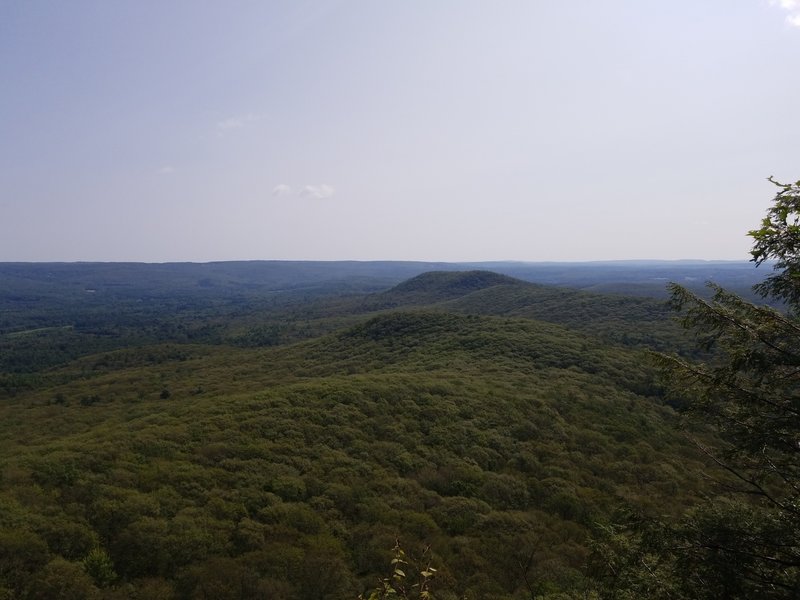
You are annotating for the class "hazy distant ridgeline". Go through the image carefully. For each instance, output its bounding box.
[0,263,722,377]
[0,259,767,300]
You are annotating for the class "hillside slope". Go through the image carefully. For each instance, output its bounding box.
[0,301,712,599]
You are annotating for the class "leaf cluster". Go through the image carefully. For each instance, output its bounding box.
[751,177,800,311]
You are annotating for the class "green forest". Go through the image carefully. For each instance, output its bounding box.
[1,183,799,598]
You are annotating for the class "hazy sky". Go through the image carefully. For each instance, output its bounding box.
[2,1,799,262]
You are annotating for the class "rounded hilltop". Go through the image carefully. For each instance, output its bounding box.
[387,270,523,300]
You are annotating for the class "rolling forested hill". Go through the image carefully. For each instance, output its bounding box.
[0,263,734,598]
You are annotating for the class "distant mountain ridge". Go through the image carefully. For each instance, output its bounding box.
[0,259,766,301]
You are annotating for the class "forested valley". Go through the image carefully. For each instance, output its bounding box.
[0,248,796,598]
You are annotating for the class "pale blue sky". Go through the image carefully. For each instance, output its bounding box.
[1,1,799,261]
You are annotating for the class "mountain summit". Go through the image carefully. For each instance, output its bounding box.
[386,270,522,301]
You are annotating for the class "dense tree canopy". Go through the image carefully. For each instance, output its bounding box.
[0,267,714,599]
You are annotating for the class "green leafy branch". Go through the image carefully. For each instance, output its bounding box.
[359,540,437,600]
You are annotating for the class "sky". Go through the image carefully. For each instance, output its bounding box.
[1,1,799,262]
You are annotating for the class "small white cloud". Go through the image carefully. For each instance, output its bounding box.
[157,165,175,175]
[271,183,336,200]
[272,184,293,197]
[299,184,335,199]
[216,113,266,135]
[769,0,800,26]
[217,117,244,133]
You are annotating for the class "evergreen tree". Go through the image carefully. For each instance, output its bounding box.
[625,178,800,598]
